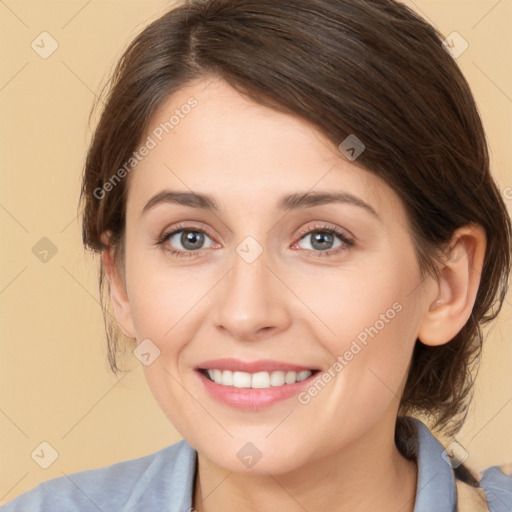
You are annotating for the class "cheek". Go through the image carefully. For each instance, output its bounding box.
[124,242,206,340]
[300,253,421,406]
[123,252,191,356]
[294,254,419,352]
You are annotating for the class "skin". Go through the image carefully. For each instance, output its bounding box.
[102,76,486,512]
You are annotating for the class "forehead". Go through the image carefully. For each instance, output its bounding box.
[126,77,404,221]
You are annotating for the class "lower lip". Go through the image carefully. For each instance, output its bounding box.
[196,370,318,410]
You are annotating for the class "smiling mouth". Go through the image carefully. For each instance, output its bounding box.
[199,368,320,389]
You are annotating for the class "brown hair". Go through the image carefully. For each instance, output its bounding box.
[80,0,511,443]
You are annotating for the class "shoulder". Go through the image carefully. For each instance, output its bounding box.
[477,463,512,512]
[1,439,196,512]
[454,461,512,512]
[397,417,512,512]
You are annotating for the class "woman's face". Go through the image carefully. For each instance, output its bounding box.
[116,77,431,474]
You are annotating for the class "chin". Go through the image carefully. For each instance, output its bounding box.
[196,437,308,475]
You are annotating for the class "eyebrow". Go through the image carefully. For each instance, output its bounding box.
[141,190,380,219]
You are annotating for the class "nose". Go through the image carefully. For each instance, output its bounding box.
[212,245,292,342]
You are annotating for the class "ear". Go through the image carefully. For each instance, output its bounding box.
[418,223,487,346]
[100,233,136,339]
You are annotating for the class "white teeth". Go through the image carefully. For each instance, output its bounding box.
[296,370,312,382]
[222,370,233,386]
[233,371,252,388]
[251,371,271,388]
[204,369,313,388]
[270,371,285,386]
[284,371,297,384]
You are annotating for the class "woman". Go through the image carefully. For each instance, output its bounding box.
[4,0,512,510]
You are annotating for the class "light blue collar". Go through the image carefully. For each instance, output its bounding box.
[410,417,456,511]
[174,416,456,511]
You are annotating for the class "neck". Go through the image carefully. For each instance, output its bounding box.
[192,417,418,512]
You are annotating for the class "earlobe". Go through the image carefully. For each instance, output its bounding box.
[418,224,486,347]
[100,234,136,339]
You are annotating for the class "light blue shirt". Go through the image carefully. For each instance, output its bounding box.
[2,417,511,511]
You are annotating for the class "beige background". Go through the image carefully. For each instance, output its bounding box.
[1,0,511,503]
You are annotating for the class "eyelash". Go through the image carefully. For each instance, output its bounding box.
[156,222,354,259]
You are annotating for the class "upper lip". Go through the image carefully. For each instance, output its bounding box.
[196,358,318,373]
